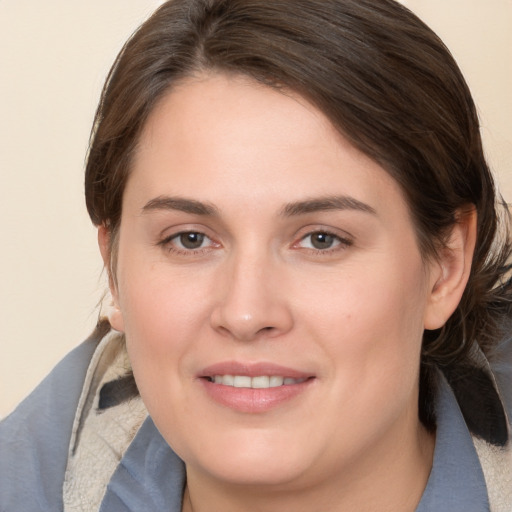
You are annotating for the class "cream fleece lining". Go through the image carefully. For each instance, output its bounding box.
[63,332,148,512]
[473,437,512,512]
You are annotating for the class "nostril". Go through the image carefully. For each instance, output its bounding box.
[210,296,294,341]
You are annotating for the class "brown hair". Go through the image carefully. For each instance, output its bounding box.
[85,0,511,442]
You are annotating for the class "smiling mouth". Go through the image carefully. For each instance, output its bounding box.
[200,367,315,412]
[205,375,308,389]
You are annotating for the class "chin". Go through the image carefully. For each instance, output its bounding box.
[173,427,318,487]
[194,455,309,488]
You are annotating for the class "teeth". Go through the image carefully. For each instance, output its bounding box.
[222,375,234,386]
[269,376,284,387]
[251,376,270,388]
[210,375,305,389]
[233,376,251,388]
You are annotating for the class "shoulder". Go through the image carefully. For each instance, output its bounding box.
[0,326,103,511]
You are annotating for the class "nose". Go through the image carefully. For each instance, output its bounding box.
[210,251,294,342]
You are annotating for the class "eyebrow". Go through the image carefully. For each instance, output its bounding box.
[141,196,218,216]
[280,196,377,216]
[141,194,376,218]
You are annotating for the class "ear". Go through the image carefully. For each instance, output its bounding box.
[98,225,125,333]
[423,207,477,330]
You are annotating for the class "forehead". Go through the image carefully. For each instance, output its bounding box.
[137,73,343,167]
[127,72,409,223]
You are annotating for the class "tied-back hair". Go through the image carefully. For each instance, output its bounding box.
[85,0,512,443]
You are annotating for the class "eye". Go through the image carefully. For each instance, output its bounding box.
[304,232,338,250]
[297,231,351,251]
[161,231,217,253]
[175,232,208,250]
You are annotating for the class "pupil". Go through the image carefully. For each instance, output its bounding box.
[180,233,204,249]
[312,233,333,250]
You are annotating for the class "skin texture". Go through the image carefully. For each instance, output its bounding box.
[99,73,476,512]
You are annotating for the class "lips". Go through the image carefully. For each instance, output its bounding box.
[200,361,312,379]
[198,362,315,413]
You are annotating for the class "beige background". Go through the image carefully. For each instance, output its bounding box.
[1,1,511,418]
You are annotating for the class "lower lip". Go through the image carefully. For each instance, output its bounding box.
[200,378,314,413]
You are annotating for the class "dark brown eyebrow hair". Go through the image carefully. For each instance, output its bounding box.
[141,196,218,216]
[280,196,377,216]
[141,194,376,218]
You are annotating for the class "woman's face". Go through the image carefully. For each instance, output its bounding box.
[107,73,444,488]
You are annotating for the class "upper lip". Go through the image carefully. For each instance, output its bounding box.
[199,361,313,379]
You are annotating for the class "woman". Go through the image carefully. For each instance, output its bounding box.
[1,0,511,510]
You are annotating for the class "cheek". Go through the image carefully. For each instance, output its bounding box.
[117,273,207,430]
[302,270,428,459]
[114,252,215,393]
[304,256,428,396]
[118,248,210,336]
[304,256,427,342]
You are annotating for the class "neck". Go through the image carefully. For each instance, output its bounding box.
[181,421,434,512]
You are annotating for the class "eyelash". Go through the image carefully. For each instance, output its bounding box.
[158,229,353,256]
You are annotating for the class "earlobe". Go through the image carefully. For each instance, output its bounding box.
[97,225,125,333]
[106,301,125,333]
[423,207,477,330]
